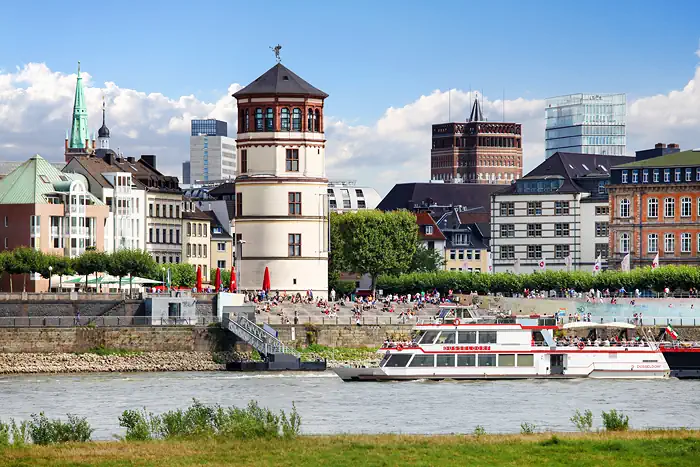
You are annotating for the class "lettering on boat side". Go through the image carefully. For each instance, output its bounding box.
[442,345,491,351]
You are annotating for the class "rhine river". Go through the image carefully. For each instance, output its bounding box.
[1,372,698,439]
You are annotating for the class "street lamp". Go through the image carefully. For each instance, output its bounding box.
[236,240,246,292]
[161,267,165,288]
[48,265,53,292]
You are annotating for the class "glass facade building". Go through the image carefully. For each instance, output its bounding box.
[545,93,626,158]
[191,119,228,137]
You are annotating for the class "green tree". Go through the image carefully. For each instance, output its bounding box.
[335,210,418,291]
[7,247,44,292]
[169,263,196,288]
[112,250,158,291]
[73,251,110,290]
[409,245,444,273]
[0,251,9,292]
[209,267,231,290]
[51,256,74,291]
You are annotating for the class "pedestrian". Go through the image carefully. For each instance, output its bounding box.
[75,311,81,326]
[330,288,336,302]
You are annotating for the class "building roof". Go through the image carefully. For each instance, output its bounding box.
[233,63,328,99]
[378,182,504,212]
[0,160,65,178]
[182,207,212,221]
[613,149,700,169]
[0,154,101,205]
[495,152,634,195]
[468,98,484,122]
[415,212,446,240]
[204,211,232,239]
[64,155,127,190]
[208,181,236,197]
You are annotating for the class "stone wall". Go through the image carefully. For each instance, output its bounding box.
[0,326,236,353]
[273,324,414,347]
[0,300,143,318]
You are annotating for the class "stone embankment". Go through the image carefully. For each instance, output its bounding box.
[0,352,227,374]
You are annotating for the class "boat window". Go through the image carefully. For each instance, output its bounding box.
[457,354,476,366]
[477,355,496,367]
[436,355,455,367]
[458,331,476,344]
[517,354,534,367]
[498,354,515,367]
[418,331,440,345]
[408,355,435,367]
[436,331,456,344]
[478,331,497,344]
[412,330,426,342]
[383,354,412,368]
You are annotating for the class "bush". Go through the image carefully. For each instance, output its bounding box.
[520,422,536,434]
[0,419,29,448]
[28,413,93,445]
[570,409,594,432]
[601,409,629,432]
[376,266,700,296]
[473,425,486,436]
[119,399,301,442]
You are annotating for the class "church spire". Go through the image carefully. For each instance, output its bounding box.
[98,96,110,149]
[69,61,89,149]
[468,98,484,122]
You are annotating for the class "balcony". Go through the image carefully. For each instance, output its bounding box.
[69,226,88,236]
[70,205,86,214]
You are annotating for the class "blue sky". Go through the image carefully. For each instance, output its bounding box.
[3,0,699,125]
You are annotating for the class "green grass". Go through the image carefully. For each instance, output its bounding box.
[0,431,699,466]
[78,346,142,357]
[297,344,378,362]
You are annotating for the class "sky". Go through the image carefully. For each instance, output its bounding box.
[1,0,700,194]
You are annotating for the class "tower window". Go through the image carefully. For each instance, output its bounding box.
[236,192,242,218]
[307,109,313,131]
[292,108,302,131]
[288,192,302,216]
[314,109,321,132]
[255,108,263,131]
[286,149,299,172]
[240,149,247,173]
[265,108,274,131]
[281,108,290,131]
[242,109,249,132]
[288,233,301,257]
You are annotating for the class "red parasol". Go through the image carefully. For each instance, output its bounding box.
[196,265,203,292]
[229,267,237,292]
[215,267,221,292]
[262,266,271,292]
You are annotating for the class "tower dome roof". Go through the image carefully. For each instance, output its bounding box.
[98,98,110,138]
[233,63,328,99]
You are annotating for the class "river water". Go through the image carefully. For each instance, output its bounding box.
[0,372,698,439]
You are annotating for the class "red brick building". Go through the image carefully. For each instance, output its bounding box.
[430,99,523,184]
[608,146,700,268]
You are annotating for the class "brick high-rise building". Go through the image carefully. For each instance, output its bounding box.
[431,99,523,184]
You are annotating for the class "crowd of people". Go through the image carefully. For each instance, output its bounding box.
[555,335,649,348]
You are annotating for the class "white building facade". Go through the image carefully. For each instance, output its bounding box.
[233,63,329,297]
[327,181,381,213]
[189,119,236,183]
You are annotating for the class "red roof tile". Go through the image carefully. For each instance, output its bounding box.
[415,212,446,240]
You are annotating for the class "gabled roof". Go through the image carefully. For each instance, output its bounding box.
[183,207,211,221]
[378,183,504,212]
[233,63,328,99]
[495,152,634,196]
[613,149,700,169]
[0,154,101,205]
[415,212,446,240]
[204,211,232,239]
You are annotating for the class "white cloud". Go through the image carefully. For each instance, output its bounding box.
[1,54,700,195]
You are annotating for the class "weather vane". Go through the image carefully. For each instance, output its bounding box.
[270,44,282,63]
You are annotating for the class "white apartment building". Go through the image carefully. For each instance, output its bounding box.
[327,181,381,213]
[64,154,147,253]
[189,119,236,183]
[490,152,632,273]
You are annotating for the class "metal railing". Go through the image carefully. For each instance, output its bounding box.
[255,315,421,326]
[227,315,299,358]
[0,316,219,327]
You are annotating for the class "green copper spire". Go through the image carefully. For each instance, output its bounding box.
[69,61,89,149]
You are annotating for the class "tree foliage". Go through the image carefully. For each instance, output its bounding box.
[410,245,444,273]
[377,266,700,295]
[169,263,197,288]
[332,210,418,289]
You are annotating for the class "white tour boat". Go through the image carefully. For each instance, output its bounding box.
[334,306,670,381]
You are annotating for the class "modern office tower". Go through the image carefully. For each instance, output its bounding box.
[545,93,626,159]
[189,119,236,183]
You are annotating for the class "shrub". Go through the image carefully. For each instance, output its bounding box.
[570,409,594,432]
[0,419,29,448]
[118,409,156,441]
[473,425,486,436]
[601,409,629,431]
[28,413,93,445]
[520,422,536,434]
[540,434,561,446]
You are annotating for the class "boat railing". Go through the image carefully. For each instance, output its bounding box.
[416,317,516,325]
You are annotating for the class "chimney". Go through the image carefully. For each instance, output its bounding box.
[64,139,68,150]
[140,155,156,169]
[103,152,114,165]
[668,143,680,149]
[655,143,666,149]
[127,156,135,163]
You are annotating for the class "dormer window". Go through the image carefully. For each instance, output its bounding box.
[425,225,433,235]
[632,170,638,183]
[621,170,628,183]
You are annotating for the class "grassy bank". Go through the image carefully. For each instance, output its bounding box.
[1,431,699,466]
[297,344,379,362]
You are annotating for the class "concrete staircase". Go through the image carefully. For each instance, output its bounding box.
[224,313,303,369]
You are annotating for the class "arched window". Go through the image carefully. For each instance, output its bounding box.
[281,108,290,131]
[265,108,274,131]
[307,109,314,131]
[241,109,249,132]
[292,108,302,131]
[187,222,191,236]
[314,109,321,131]
[620,233,630,254]
[619,198,630,218]
[255,108,263,131]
